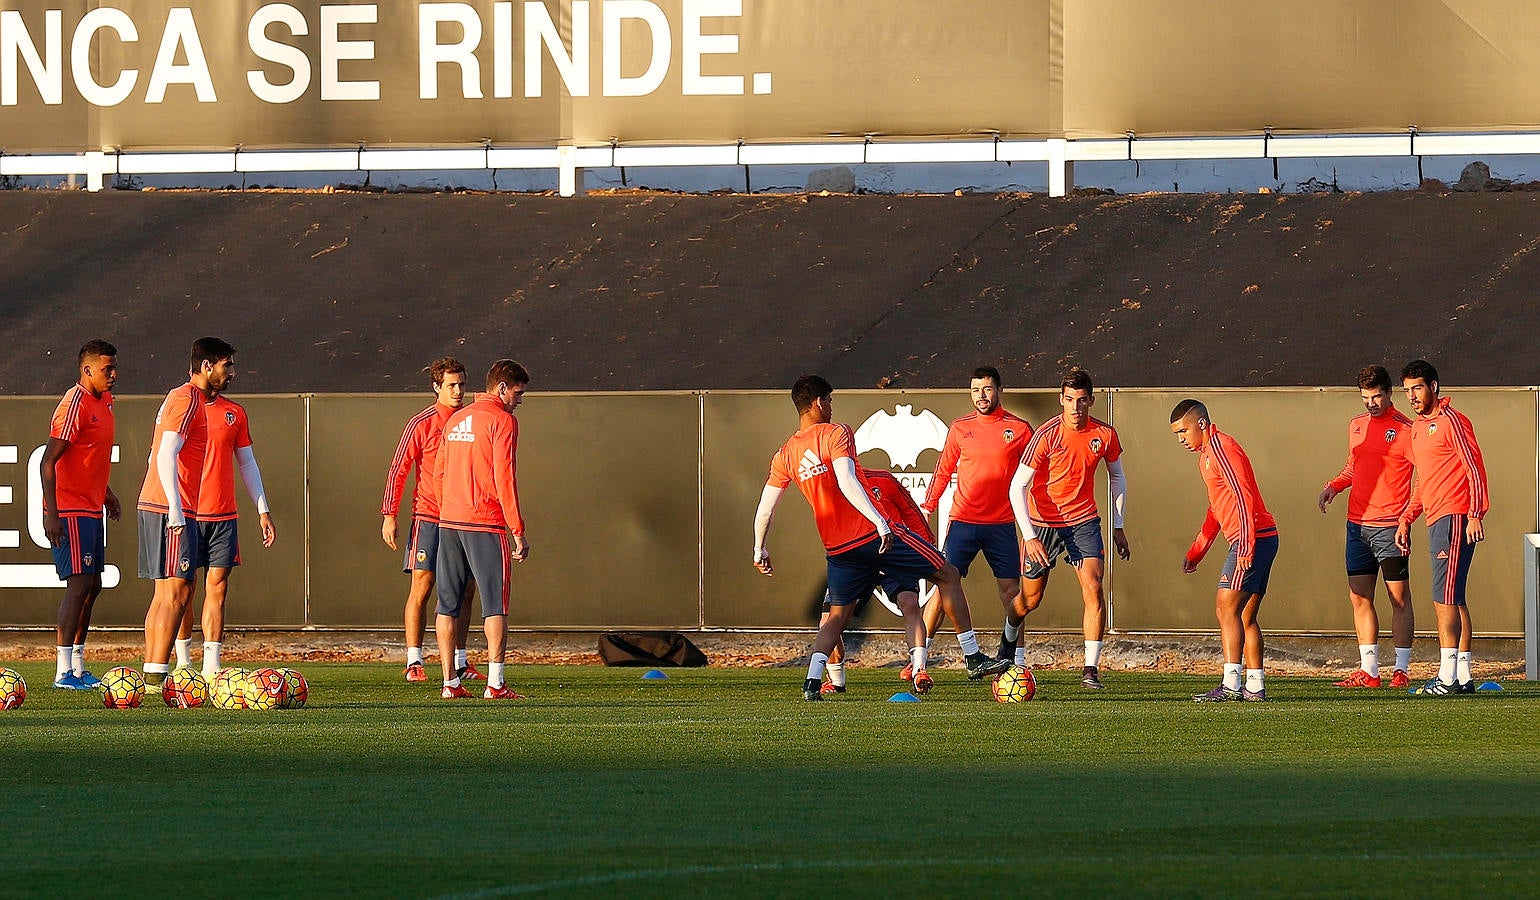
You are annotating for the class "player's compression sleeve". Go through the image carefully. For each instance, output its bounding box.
[1187,509,1220,565]
[234,446,270,515]
[753,483,784,555]
[922,426,961,511]
[1008,462,1038,542]
[157,433,187,527]
[834,457,890,535]
[1106,458,1127,529]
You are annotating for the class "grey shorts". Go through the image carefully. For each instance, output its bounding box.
[435,527,509,618]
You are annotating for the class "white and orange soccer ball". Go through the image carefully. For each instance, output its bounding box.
[277,668,308,709]
[101,667,146,709]
[210,667,250,710]
[992,665,1037,703]
[162,667,208,708]
[0,667,26,710]
[245,668,286,710]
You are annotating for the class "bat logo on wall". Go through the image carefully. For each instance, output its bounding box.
[854,404,948,470]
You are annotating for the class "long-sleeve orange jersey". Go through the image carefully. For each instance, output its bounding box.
[381,403,455,521]
[196,396,254,521]
[47,385,114,517]
[1402,398,1488,525]
[1021,416,1121,527]
[137,382,208,516]
[862,467,934,544]
[1325,409,1415,526]
[435,394,525,536]
[767,423,880,554]
[1189,426,1277,564]
[923,409,1032,525]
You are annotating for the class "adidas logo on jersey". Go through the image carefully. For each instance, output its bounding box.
[796,448,829,481]
[445,416,476,442]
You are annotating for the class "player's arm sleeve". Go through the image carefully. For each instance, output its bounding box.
[753,483,785,553]
[896,491,934,543]
[1327,447,1354,493]
[39,437,68,514]
[1211,440,1254,559]
[834,457,890,534]
[495,420,525,536]
[1187,509,1221,563]
[157,433,188,527]
[1008,461,1038,542]
[1106,458,1127,529]
[1450,413,1489,518]
[234,446,270,515]
[922,427,961,510]
[381,424,418,517]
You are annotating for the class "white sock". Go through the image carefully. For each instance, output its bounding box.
[489,662,505,688]
[444,676,461,689]
[1245,668,1265,693]
[826,662,845,687]
[203,642,222,675]
[1438,648,1457,685]
[956,630,980,656]
[1222,663,1242,690]
[909,647,927,674]
[1002,618,1021,642]
[174,639,193,669]
[806,651,829,682]
[455,648,469,670]
[144,662,169,683]
[56,646,72,679]
[1394,646,1413,672]
[407,646,424,666]
[1084,640,1104,669]
[1359,644,1379,678]
[1457,651,1473,684]
[72,644,85,676]
[1014,647,1026,668]
[924,636,934,653]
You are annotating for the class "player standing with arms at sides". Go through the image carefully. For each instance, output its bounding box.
[434,360,531,700]
[1006,368,1129,689]
[753,376,1010,701]
[818,465,934,695]
[1395,360,1487,696]
[918,366,1032,676]
[1318,365,1416,688]
[1170,400,1279,702]
[172,371,277,677]
[139,338,229,688]
[40,340,121,690]
[382,358,480,683]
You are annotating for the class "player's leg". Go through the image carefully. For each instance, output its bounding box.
[817,593,848,695]
[1063,520,1109,688]
[54,576,94,689]
[175,594,197,669]
[809,546,877,699]
[1010,526,1063,665]
[1419,515,1467,695]
[51,518,97,688]
[1381,555,1414,687]
[909,534,1010,680]
[939,523,983,660]
[1336,523,1383,686]
[469,532,521,699]
[454,581,482,680]
[433,529,472,697]
[1453,531,1476,690]
[199,568,231,675]
[69,573,105,686]
[401,517,437,680]
[1240,591,1266,700]
[1192,585,1247,702]
[144,521,200,687]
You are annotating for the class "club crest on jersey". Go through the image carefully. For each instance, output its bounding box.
[226,410,237,425]
[1003,429,1015,442]
[1090,438,1104,454]
[1428,423,1438,435]
[796,448,828,481]
[1384,429,1397,442]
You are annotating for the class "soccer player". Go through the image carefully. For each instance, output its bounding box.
[1006,368,1129,689]
[382,358,480,683]
[819,465,934,695]
[173,370,277,677]
[434,360,531,700]
[139,338,230,688]
[1394,360,1487,696]
[1170,400,1279,702]
[918,366,1033,674]
[752,375,1010,701]
[1318,365,1416,688]
[40,340,121,690]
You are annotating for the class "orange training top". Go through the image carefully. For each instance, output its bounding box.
[1402,397,1488,525]
[862,467,934,544]
[195,395,254,521]
[923,409,1032,525]
[768,423,879,554]
[48,385,115,517]
[1188,426,1277,564]
[436,394,525,535]
[137,382,208,516]
[381,402,455,521]
[1325,409,1415,527]
[1021,415,1121,528]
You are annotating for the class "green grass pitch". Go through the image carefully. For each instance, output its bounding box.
[2,663,1536,898]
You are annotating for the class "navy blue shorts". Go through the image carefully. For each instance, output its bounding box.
[944,521,1020,579]
[137,510,201,582]
[436,527,509,618]
[1219,533,1280,595]
[198,519,240,569]
[822,575,914,614]
[403,517,439,574]
[1022,518,1104,580]
[1429,514,1476,606]
[51,515,105,580]
[1345,522,1404,577]
[825,526,946,607]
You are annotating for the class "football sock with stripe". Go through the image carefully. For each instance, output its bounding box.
[806,651,829,683]
[489,662,505,688]
[1222,663,1242,691]
[1456,651,1472,684]
[455,649,468,671]
[55,646,71,679]
[203,642,222,676]
[956,630,980,656]
[909,647,927,674]
[72,644,85,676]
[1014,647,1026,668]
[1359,644,1379,678]
[1245,669,1264,693]
[175,639,192,669]
[1438,648,1457,685]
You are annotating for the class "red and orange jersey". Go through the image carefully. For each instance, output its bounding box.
[1021,415,1121,527]
[862,467,934,544]
[436,394,525,535]
[768,423,879,554]
[137,382,208,516]
[1325,409,1415,526]
[1196,426,1277,559]
[47,384,115,517]
[923,409,1032,525]
[196,396,254,521]
[1403,397,1488,524]
[381,403,455,521]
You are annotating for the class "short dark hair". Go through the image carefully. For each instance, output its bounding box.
[1061,367,1093,394]
[792,374,833,413]
[78,340,117,367]
[191,337,235,371]
[486,359,530,390]
[1170,398,1208,423]
[427,357,466,387]
[1401,359,1439,385]
[971,366,1002,387]
[1357,365,1392,392]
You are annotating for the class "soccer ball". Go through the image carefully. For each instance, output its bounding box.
[210,667,250,710]
[277,668,308,709]
[162,667,208,708]
[992,665,1037,703]
[0,668,25,710]
[245,668,286,710]
[101,667,146,709]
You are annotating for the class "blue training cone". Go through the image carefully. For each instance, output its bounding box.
[887,691,921,702]
[1477,681,1504,692]
[641,669,668,680]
